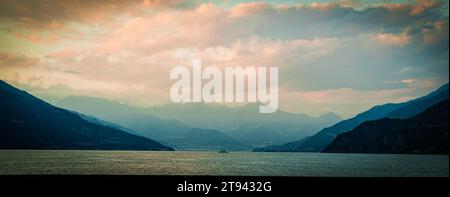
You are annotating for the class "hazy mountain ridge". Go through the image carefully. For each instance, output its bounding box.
[72,111,143,136]
[0,80,173,151]
[323,99,449,154]
[57,97,342,148]
[386,84,449,119]
[139,103,342,147]
[56,96,250,151]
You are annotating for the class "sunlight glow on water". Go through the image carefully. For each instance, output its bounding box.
[0,150,448,176]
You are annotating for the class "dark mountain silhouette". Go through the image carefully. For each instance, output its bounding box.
[323,99,449,154]
[56,96,249,151]
[255,83,449,152]
[0,80,173,151]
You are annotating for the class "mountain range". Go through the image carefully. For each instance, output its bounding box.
[56,97,342,148]
[56,96,249,151]
[255,83,449,152]
[138,103,342,147]
[323,99,449,154]
[0,80,173,151]
[2,78,447,154]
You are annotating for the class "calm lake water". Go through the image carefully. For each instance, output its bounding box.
[0,150,448,176]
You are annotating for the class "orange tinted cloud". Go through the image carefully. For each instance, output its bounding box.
[229,2,271,17]
[310,2,338,11]
[0,0,183,43]
[371,32,412,46]
[46,48,79,60]
[383,0,444,16]
[95,3,229,54]
[0,52,39,68]
[0,0,156,28]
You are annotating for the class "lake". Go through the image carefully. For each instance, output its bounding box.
[0,150,448,176]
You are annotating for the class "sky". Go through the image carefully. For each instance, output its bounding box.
[0,0,448,118]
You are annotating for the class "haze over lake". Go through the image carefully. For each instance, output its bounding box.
[0,150,447,177]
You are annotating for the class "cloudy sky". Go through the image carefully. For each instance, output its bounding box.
[0,0,448,118]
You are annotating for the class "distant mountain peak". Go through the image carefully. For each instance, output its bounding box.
[318,112,342,119]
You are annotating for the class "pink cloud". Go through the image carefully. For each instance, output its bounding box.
[383,3,410,12]
[229,2,271,17]
[410,0,441,15]
[310,2,338,11]
[371,32,411,46]
[0,0,149,28]
[0,0,183,44]
[0,52,40,68]
[95,3,229,54]
[383,0,443,16]
[46,48,79,59]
